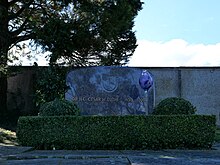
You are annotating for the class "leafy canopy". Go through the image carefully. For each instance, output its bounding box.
[0,0,142,114]
[34,0,143,66]
[0,0,142,66]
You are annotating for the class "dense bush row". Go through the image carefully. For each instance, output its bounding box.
[17,115,216,150]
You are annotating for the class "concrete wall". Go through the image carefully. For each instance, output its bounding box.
[7,68,36,115]
[181,68,220,126]
[149,68,180,104]
[7,67,220,125]
[146,67,220,126]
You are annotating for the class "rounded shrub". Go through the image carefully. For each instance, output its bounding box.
[39,98,80,116]
[153,97,196,115]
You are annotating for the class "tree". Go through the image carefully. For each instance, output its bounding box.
[0,0,142,115]
[0,0,65,116]
[34,0,142,66]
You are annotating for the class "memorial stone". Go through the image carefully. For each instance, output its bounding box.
[65,66,155,115]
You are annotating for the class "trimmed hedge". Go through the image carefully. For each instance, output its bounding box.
[153,97,196,115]
[16,115,216,150]
[39,98,80,116]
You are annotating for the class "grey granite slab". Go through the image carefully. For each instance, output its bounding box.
[65,66,155,115]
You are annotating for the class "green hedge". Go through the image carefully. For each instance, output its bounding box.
[17,115,216,150]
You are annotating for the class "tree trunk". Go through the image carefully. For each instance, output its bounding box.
[0,1,9,117]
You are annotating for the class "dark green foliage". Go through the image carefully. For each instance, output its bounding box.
[153,97,197,115]
[35,65,69,106]
[215,127,220,143]
[0,0,143,115]
[17,115,216,150]
[35,0,143,66]
[38,98,80,116]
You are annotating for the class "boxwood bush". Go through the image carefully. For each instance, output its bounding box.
[153,97,197,115]
[38,98,80,116]
[17,115,216,150]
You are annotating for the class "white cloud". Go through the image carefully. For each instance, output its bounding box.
[8,42,49,66]
[10,39,220,67]
[129,39,220,67]
[10,53,49,66]
[23,54,49,66]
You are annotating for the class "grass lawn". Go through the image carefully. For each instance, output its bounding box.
[1,126,220,146]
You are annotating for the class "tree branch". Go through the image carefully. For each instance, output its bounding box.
[9,0,35,20]
[10,17,29,37]
[8,0,20,6]
[10,33,35,48]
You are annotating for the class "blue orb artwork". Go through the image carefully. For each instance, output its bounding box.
[139,70,153,92]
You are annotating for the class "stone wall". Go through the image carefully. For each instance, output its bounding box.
[181,68,220,126]
[7,67,220,125]
[7,67,36,116]
[147,67,220,126]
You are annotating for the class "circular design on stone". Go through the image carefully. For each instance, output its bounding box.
[101,74,118,92]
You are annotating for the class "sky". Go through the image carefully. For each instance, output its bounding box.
[15,0,220,67]
[129,0,220,67]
